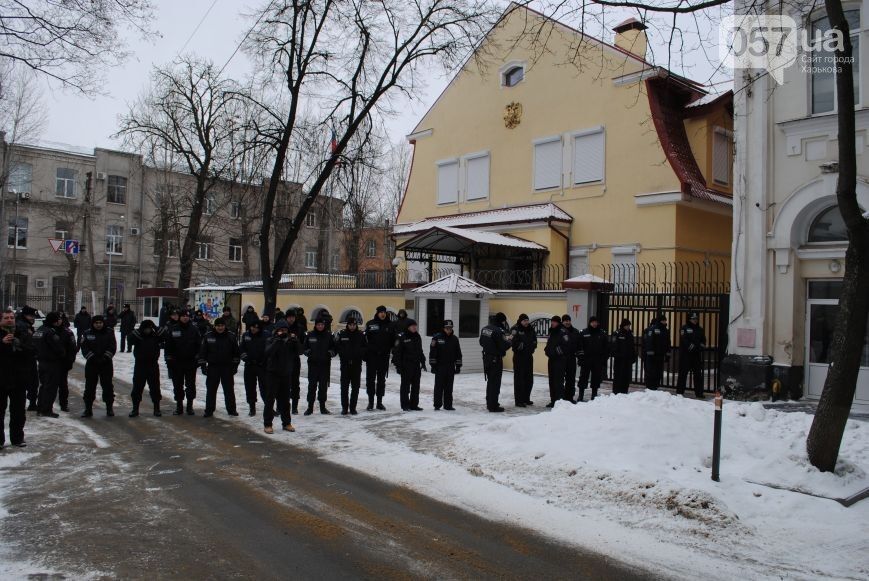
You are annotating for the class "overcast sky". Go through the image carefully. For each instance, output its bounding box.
[37,1,729,152]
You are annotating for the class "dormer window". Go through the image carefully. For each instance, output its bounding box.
[503,65,524,87]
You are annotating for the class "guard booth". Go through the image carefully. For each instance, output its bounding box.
[410,274,493,373]
[136,287,180,325]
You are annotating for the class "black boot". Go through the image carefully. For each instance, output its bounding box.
[173,401,183,415]
[319,402,331,415]
[106,403,115,417]
[291,399,299,415]
[81,404,93,418]
[367,397,374,411]
[376,397,385,411]
[304,405,314,416]
[350,407,358,415]
[27,401,37,412]
[128,403,139,418]
[60,400,69,412]
[341,407,349,416]
[153,402,162,417]
[186,400,195,415]
[249,404,256,417]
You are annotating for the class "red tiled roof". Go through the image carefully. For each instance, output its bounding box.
[645,78,732,205]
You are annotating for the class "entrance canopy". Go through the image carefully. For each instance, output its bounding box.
[396,225,547,265]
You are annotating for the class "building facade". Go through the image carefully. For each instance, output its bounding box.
[0,139,344,313]
[394,5,734,291]
[726,0,869,403]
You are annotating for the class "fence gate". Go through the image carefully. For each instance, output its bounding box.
[596,292,730,392]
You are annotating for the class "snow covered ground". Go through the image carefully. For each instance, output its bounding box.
[42,335,869,579]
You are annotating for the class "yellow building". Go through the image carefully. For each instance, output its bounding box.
[395,5,733,290]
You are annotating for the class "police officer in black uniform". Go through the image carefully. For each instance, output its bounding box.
[303,317,336,415]
[544,315,568,407]
[577,316,608,402]
[677,312,707,399]
[363,306,394,411]
[259,312,276,335]
[642,315,671,390]
[263,320,295,433]
[393,319,426,411]
[0,309,28,447]
[80,315,117,417]
[198,317,241,418]
[16,306,39,411]
[510,314,537,407]
[285,309,305,414]
[479,314,509,412]
[610,318,637,395]
[128,319,165,417]
[58,316,77,412]
[335,316,366,415]
[560,314,581,402]
[164,310,201,415]
[34,312,66,418]
[429,319,462,411]
[240,319,269,416]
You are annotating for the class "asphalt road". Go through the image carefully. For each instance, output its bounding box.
[0,369,659,580]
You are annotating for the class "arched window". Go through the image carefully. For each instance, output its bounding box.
[808,206,848,243]
[503,65,524,87]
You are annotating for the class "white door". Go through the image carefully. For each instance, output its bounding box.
[805,281,869,402]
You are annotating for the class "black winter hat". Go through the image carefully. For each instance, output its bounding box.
[91,315,105,324]
[518,313,529,323]
[496,312,507,323]
[285,308,297,318]
[346,317,357,325]
[179,309,192,318]
[561,314,572,322]
[689,312,699,320]
[140,319,156,330]
[588,316,598,324]
[20,305,38,317]
[406,319,418,327]
[376,305,387,313]
[45,312,62,325]
[123,303,131,309]
[550,315,562,323]
[275,320,289,330]
[214,317,226,326]
[620,318,632,329]
[443,319,453,328]
[249,319,262,328]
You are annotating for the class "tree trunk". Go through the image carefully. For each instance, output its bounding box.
[177,174,209,302]
[806,0,869,472]
[64,254,78,313]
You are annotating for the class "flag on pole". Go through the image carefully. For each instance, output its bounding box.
[329,126,338,153]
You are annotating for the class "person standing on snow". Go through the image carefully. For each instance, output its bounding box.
[263,320,295,433]
[335,316,366,415]
[393,319,426,411]
[164,310,201,415]
[118,304,137,353]
[73,306,91,343]
[577,316,608,402]
[479,314,509,412]
[510,314,537,407]
[610,318,636,395]
[34,312,66,418]
[544,316,568,408]
[0,309,29,447]
[642,315,671,391]
[676,312,706,399]
[429,319,461,411]
[240,319,269,416]
[560,314,581,402]
[303,318,336,416]
[16,306,39,411]
[198,317,240,418]
[128,319,165,417]
[284,309,305,415]
[79,315,117,417]
[363,306,394,411]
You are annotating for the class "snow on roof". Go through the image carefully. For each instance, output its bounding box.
[235,274,295,288]
[564,274,609,283]
[394,203,571,236]
[686,91,733,108]
[412,273,494,295]
[18,139,96,157]
[434,226,546,250]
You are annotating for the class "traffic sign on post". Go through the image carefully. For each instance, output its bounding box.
[48,238,64,253]
[64,239,80,255]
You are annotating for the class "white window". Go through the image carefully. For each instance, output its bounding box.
[437,159,459,204]
[533,137,562,191]
[7,217,27,249]
[56,168,77,198]
[230,201,241,219]
[366,239,376,257]
[304,247,317,268]
[7,163,32,194]
[107,175,127,204]
[611,247,637,291]
[305,212,317,228]
[204,193,217,215]
[55,222,70,240]
[229,238,242,262]
[106,225,123,255]
[572,127,605,185]
[465,153,490,201]
[330,251,340,270]
[811,9,861,114]
[196,241,212,260]
[712,127,734,186]
[502,65,524,87]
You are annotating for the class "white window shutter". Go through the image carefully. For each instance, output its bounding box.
[466,155,489,200]
[534,139,561,190]
[572,130,604,184]
[437,161,459,204]
[713,129,730,185]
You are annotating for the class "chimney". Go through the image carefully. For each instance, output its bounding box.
[613,18,648,59]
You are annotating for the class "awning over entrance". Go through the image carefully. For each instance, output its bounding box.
[395,225,547,265]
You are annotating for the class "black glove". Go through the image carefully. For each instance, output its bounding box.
[430,365,437,374]
[421,362,427,372]
[555,346,564,356]
[231,365,239,375]
[454,364,461,374]
[395,365,402,375]
[201,364,208,376]
[516,341,525,352]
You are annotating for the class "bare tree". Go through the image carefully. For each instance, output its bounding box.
[383,138,412,223]
[244,0,498,313]
[117,57,248,300]
[0,0,154,93]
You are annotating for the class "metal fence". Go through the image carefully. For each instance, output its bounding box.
[6,295,147,317]
[593,260,730,294]
[596,291,730,393]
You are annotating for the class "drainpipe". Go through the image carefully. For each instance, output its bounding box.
[548,218,570,280]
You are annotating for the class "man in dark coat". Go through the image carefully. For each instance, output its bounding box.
[158,303,172,329]
[544,316,567,407]
[577,316,608,402]
[677,312,707,399]
[198,317,240,417]
[104,305,118,329]
[284,310,305,414]
[510,314,537,407]
[479,314,509,412]
[242,305,259,331]
[58,316,78,412]
[393,309,410,336]
[303,318,336,415]
[119,304,137,352]
[259,313,276,335]
[16,306,39,411]
[642,315,671,390]
[363,306,394,410]
[263,320,295,433]
[560,314,581,402]
[393,319,426,411]
[128,319,165,417]
[296,307,308,332]
[610,318,637,395]
[429,319,462,411]
[73,306,91,343]
[335,316,366,415]
[240,319,269,416]
[193,310,211,336]
[80,315,117,417]
[34,312,66,418]
[222,306,239,336]
[0,309,29,447]
[164,310,200,415]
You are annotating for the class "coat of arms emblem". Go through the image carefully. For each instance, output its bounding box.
[504,102,522,129]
